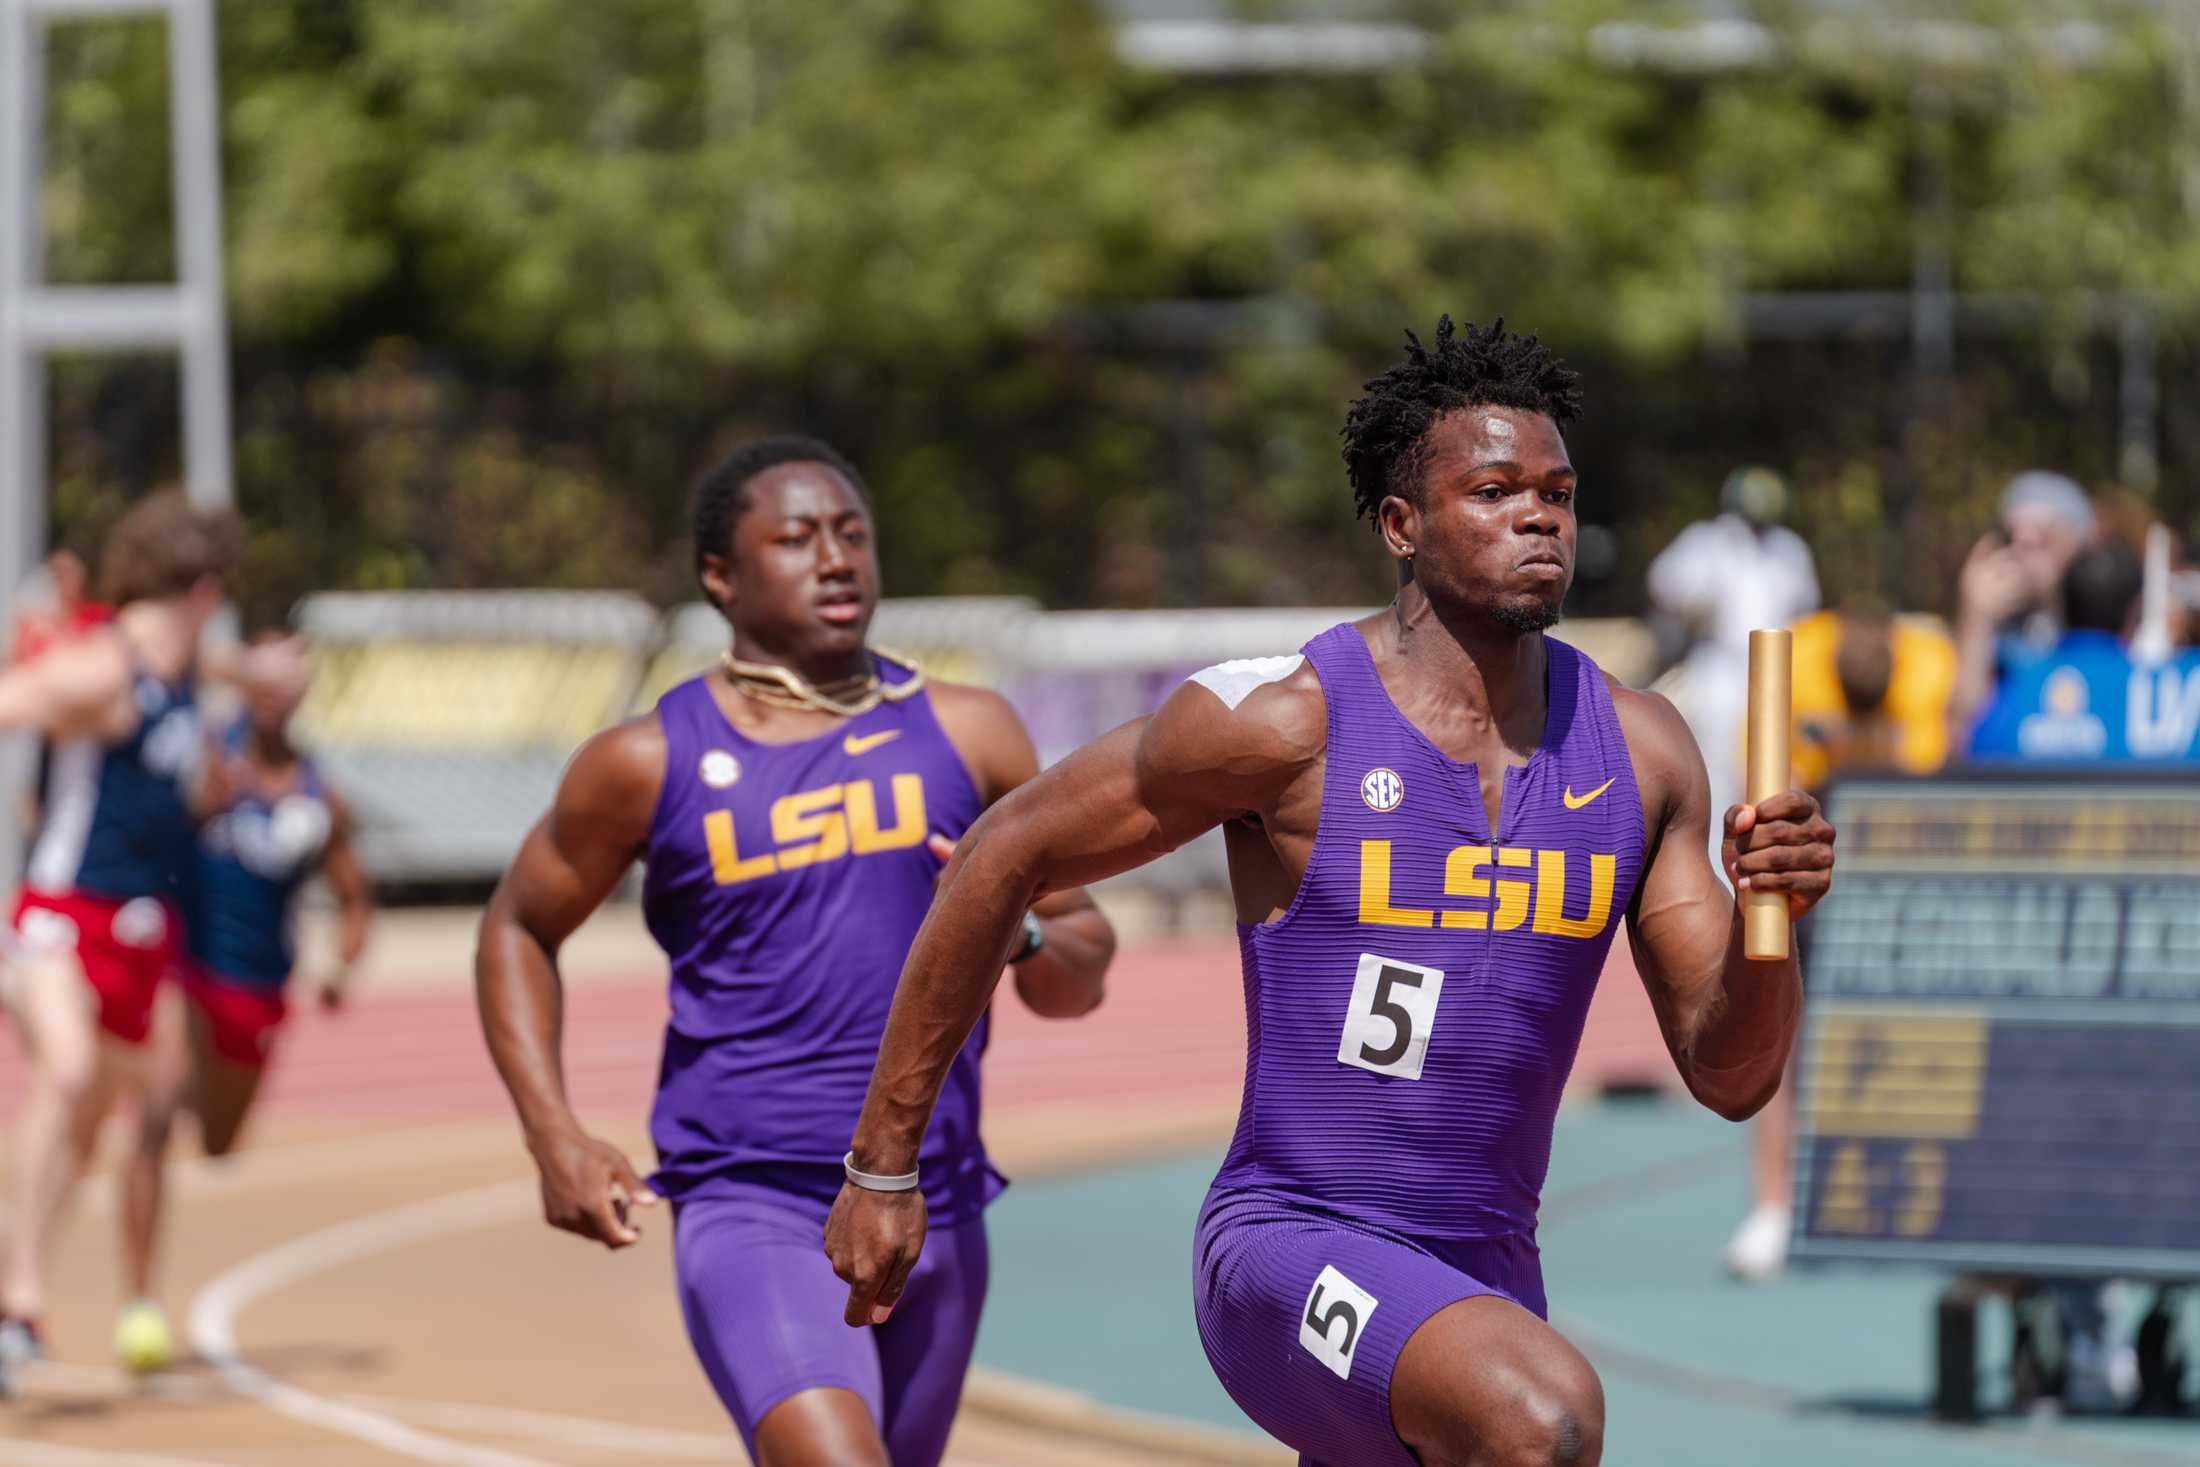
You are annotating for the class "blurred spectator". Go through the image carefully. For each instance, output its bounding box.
[1950,471,2094,737]
[1791,605,1956,787]
[9,548,111,664]
[1723,603,1953,1281]
[2173,530,2200,652]
[1646,466,1820,871]
[8,549,115,829]
[1960,536,2190,1412]
[2128,524,2176,663]
[1967,539,2200,761]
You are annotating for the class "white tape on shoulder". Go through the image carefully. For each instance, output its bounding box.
[1187,655,1305,712]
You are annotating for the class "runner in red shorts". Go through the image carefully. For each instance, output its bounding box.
[118,634,371,1369]
[0,491,242,1391]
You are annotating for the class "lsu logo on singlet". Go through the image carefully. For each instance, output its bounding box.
[704,775,927,886]
[1356,840,1618,939]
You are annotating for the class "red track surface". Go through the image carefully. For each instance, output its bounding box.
[0,935,1674,1123]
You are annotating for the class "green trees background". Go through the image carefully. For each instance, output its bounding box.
[32,0,2200,622]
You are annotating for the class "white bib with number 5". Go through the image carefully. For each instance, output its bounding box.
[1338,953,1445,1080]
[1300,1264,1380,1380]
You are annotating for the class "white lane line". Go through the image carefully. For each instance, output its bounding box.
[186,1180,559,1467]
[183,1175,1017,1467]
[0,1444,226,1467]
[340,1396,736,1461]
[22,1364,732,1462]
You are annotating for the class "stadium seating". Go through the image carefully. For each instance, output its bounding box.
[293,591,660,882]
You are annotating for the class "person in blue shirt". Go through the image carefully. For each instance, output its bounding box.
[1968,539,2200,763]
[1950,471,2095,737]
[1964,535,2194,1412]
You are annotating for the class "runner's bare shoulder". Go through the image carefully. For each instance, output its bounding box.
[559,715,670,832]
[923,677,1039,803]
[1604,672,1702,829]
[924,677,1021,740]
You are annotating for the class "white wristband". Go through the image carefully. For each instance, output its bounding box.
[843,1151,920,1193]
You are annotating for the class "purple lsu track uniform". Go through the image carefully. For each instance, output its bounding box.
[643,664,995,1464]
[1194,625,1646,1467]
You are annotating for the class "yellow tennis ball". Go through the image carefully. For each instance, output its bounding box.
[114,1302,172,1375]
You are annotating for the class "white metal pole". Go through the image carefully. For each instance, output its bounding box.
[168,0,231,512]
[0,0,49,888]
[2,0,49,568]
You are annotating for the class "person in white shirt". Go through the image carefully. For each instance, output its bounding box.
[1646,466,1820,871]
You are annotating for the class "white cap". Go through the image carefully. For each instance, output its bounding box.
[1999,470,2093,537]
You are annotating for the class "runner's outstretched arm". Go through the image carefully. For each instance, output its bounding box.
[0,636,128,737]
[926,683,1118,1019]
[829,674,1321,1324]
[476,720,665,1249]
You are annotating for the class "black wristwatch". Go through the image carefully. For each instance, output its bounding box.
[1009,910,1045,964]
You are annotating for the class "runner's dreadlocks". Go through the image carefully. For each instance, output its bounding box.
[1341,316,1583,527]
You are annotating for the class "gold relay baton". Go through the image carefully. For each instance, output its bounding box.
[1742,628,1792,961]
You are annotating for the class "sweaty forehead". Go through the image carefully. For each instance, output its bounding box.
[1421,406,1570,476]
[745,461,869,523]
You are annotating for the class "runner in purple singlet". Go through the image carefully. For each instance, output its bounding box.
[477,435,1116,1467]
[829,320,1838,1467]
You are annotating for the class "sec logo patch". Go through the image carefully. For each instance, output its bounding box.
[699,751,741,789]
[1360,767,1404,812]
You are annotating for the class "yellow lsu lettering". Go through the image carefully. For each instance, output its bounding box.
[705,775,927,886]
[1359,840,1615,938]
[1439,846,1532,931]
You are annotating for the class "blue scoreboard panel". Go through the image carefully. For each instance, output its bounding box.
[1791,774,2200,1278]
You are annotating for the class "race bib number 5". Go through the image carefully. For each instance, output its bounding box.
[1337,953,1444,1080]
[1300,1264,1379,1380]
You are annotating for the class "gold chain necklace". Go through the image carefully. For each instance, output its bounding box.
[718,647,926,718]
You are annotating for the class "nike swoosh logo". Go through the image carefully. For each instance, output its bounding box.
[1563,777,1616,811]
[843,729,902,756]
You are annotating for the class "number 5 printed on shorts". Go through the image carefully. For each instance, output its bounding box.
[1339,953,1444,1079]
[1301,1265,1379,1380]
